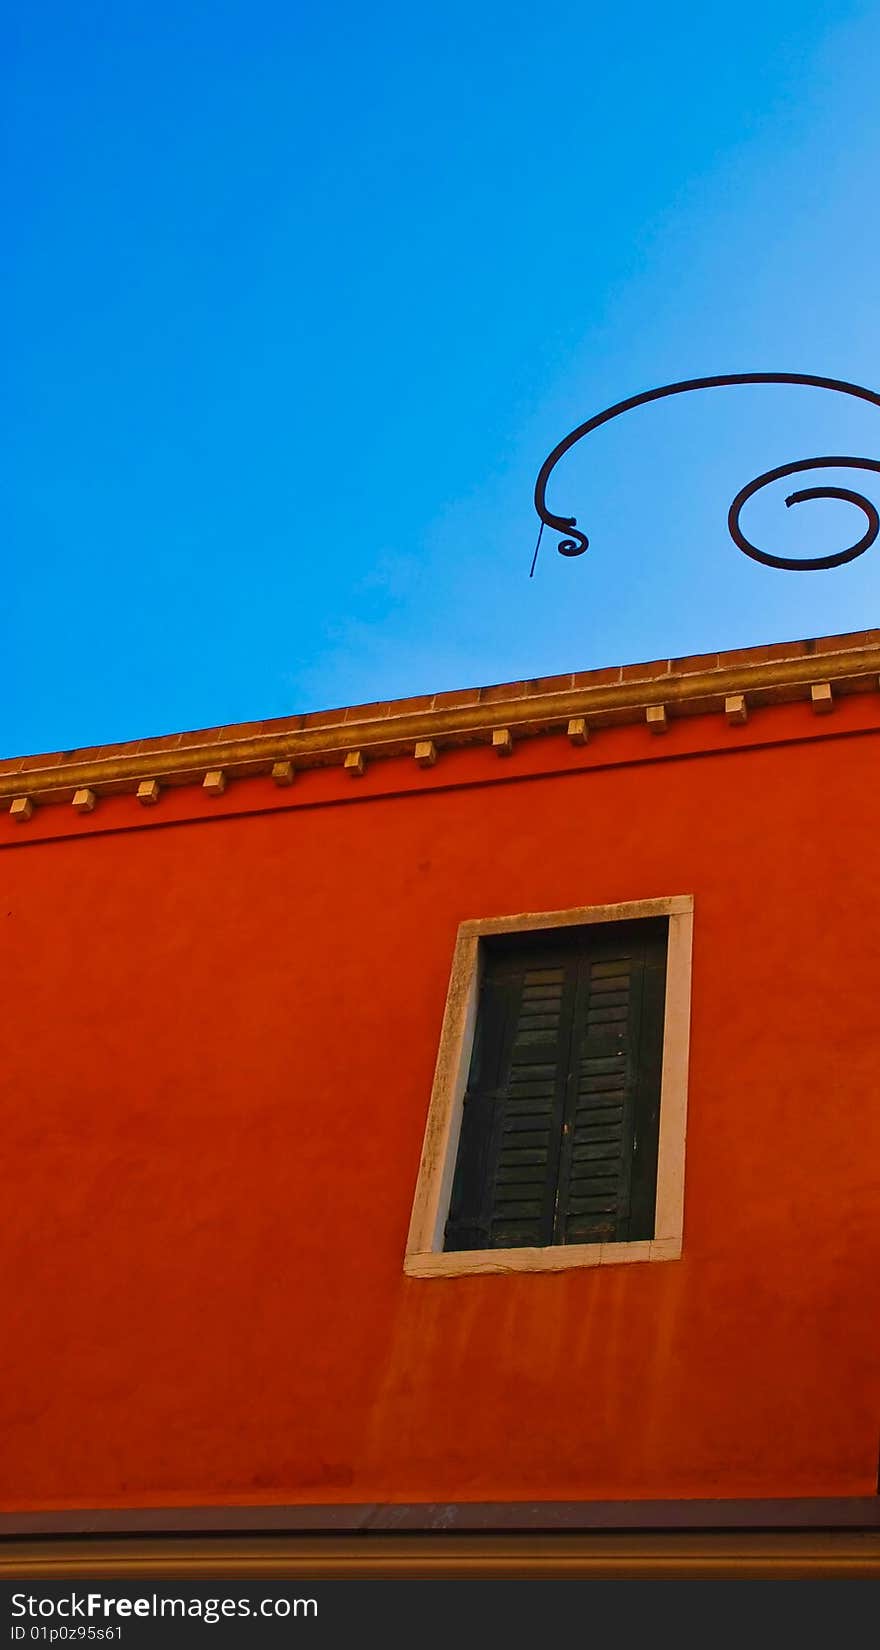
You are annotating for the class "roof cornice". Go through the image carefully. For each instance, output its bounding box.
[3,632,880,805]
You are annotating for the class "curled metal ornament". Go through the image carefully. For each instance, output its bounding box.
[532,373,880,574]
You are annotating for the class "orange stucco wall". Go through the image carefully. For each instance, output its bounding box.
[2,697,879,1510]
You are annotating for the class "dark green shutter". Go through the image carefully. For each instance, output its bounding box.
[444,919,667,1252]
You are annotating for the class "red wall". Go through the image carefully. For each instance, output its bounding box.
[2,699,879,1509]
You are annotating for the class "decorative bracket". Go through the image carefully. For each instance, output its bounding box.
[531,373,880,575]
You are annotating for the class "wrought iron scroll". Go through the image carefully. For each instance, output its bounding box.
[531,372,880,575]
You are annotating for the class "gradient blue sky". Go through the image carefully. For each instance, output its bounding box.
[6,0,880,754]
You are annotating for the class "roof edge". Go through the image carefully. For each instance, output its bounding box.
[3,631,880,804]
[2,1495,878,1535]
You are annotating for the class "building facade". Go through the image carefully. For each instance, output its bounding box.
[2,630,879,1577]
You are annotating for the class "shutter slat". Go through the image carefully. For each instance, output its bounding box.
[501,1118,555,1137]
[586,1006,630,1025]
[496,1163,552,1185]
[490,1225,543,1247]
[572,1143,622,1161]
[492,1201,545,1221]
[566,1220,617,1241]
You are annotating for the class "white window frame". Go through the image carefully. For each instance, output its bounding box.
[405,895,693,1278]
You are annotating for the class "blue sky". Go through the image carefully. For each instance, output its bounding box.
[5,0,880,754]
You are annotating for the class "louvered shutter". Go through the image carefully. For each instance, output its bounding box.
[554,919,667,1244]
[444,919,667,1252]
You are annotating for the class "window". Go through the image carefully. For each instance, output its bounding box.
[445,919,667,1252]
[405,897,692,1278]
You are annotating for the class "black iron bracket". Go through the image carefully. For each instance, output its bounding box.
[532,373,880,575]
